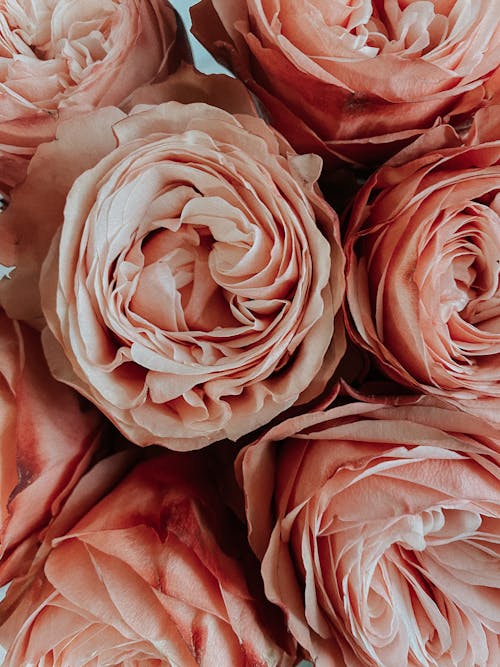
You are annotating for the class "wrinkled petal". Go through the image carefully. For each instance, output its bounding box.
[192,0,500,167]
[0,451,296,666]
[345,121,500,425]
[0,0,189,194]
[239,398,500,666]
[36,101,345,449]
[0,308,103,585]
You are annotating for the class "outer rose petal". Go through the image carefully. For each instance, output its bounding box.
[127,61,259,117]
[0,309,103,585]
[0,451,296,666]
[0,0,189,194]
[238,398,500,667]
[344,115,500,425]
[0,449,138,625]
[191,0,500,167]
[0,106,126,327]
[31,101,344,449]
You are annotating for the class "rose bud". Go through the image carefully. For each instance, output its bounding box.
[0,0,189,197]
[344,114,500,425]
[1,98,345,449]
[238,398,500,666]
[0,308,103,585]
[0,451,296,666]
[191,0,500,168]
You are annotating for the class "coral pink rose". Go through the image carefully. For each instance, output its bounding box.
[3,100,344,449]
[0,0,188,197]
[344,114,500,424]
[0,308,103,585]
[0,451,296,666]
[238,398,500,666]
[192,0,500,168]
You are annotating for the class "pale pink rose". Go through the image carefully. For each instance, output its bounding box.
[192,0,500,168]
[0,308,103,585]
[238,398,500,666]
[344,113,500,425]
[1,100,345,449]
[0,0,188,196]
[0,451,296,666]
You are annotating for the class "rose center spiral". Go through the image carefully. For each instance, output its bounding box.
[1,0,117,74]
[128,225,240,333]
[273,0,472,62]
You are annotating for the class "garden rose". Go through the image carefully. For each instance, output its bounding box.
[0,308,102,585]
[0,0,188,196]
[17,101,344,450]
[238,399,500,666]
[344,115,500,424]
[192,0,500,167]
[0,451,296,666]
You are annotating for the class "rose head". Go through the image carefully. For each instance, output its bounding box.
[192,0,500,167]
[239,399,500,666]
[0,451,296,666]
[0,0,188,195]
[27,102,346,450]
[344,118,500,424]
[0,309,102,585]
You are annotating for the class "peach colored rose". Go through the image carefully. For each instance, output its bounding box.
[0,115,54,202]
[0,308,103,586]
[344,115,500,425]
[0,68,258,325]
[0,451,296,666]
[192,0,500,168]
[238,398,500,667]
[1,100,344,449]
[0,448,139,625]
[0,0,188,197]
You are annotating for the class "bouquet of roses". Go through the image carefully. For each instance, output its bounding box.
[0,1,498,665]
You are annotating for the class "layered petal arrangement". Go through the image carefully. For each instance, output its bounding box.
[0,451,296,666]
[0,0,188,196]
[0,308,103,585]
[239,399,500,666]
[344,115,500,423]
[6,101,345,449]
[0,5,498,666]
[192,0,500,167]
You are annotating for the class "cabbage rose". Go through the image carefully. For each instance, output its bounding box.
[0,451,296,666]
[344,115,500,424]
[239,398,500,666]
[0,0,188,196]
[192,0,500,167]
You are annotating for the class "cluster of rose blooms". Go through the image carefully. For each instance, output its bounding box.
[0,1,499,666]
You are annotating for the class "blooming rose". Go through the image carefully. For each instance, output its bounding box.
[0,0,188,197]
[344,114,500,424]
[4,100,344,450]
[238,399,500,666]
[0,451,296,666]
[0,308,103,585]
[192,0,500,167]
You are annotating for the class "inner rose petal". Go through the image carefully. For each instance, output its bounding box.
[1,0,117,81]
[262,0,489,70]
[413,205,500,368]
[92,144,311,369]
[307,449,500,664]
[129,225,239,332]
